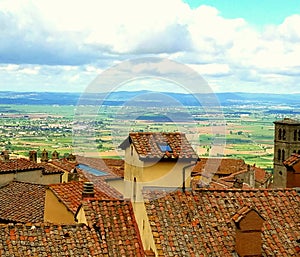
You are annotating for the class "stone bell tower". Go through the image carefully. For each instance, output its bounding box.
[273,118,300,188]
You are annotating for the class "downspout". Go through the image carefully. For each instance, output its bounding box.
[182,161,197,192]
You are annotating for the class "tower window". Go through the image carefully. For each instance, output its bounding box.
[278,128,282,140]
[277,149,281,161]
[298,130,300,141]
[282,149,285,162]
[282,129,286,140]
[294,130,297,141]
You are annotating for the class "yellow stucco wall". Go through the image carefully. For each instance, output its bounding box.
[44,189,76,224]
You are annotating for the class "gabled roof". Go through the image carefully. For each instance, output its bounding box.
[0,223,103,256]
[0,158,41,174]
[119,132,198,160]
[143,188,300,256]
[78,199,145,256]
[0,181,45,223]
[49,181,112,214]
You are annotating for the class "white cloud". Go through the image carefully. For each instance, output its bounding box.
[0,0,300,92]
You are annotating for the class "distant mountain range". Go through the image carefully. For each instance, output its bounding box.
[0,91,300,107]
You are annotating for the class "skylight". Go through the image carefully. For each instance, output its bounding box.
[157,142,173,152]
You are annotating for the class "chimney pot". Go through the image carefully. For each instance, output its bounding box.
[82,182,95,199]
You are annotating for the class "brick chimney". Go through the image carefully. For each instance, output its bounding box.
[29,150,37,163]
[232,206,265,257]
[82,182,95,199]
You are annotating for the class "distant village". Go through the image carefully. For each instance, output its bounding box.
[0,118,300,256]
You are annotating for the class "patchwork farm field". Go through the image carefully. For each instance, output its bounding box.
[1,102,299,170]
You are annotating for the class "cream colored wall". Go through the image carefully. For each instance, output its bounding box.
[106,178,125,195]
[15,169,61,185]
[44,189,76,224]
[61,172,68,183]
[0,173,15,185]
[133,201,158,255]
[75,206,87,225]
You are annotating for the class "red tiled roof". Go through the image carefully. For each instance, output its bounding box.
[0,223,103,256]
[0,158,41,173]
[192,158,247,176]
[119,132,198,160]
[143,188,300,256]
[76,156,124,177]
[49,181,112,214]
[283,153,300,167]
[0,181,45,223]
[80,199,144,256]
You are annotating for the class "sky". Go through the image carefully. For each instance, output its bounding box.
[0,0,300,94]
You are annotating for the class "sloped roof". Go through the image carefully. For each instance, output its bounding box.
[49,181,113,214]
[119,132,198,160]
[38,162,65,175]
[0,158,41,173]
[76,156,124,177]
[0,181,45,223]
[283,153,300,167]
[192,158,247,176]
[0,223,103,256]
[79,199,144,256]
[143,188,300,256]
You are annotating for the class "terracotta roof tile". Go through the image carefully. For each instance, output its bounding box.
[284,153,300,167]
[76,167,123,199]
[120,132,198,160]
[0,181,45,223]
[192,158,247,176]
[0,158,41,173]
[144,188,300,256]
[49,181,112,214]
[0,223,103,256]
[81,199,145,256]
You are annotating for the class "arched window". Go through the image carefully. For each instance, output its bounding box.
[278,149,281,161]
[298,150,300,155]
[278,128,282,140]
[282,129,286,140]
[294,130,297,141]
[282,149,285,161]
[298,130,300,141]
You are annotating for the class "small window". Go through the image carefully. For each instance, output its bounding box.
[294,130,298,141]
[298,130,300,141]
[279,171,283,176]
[157,142,173,152]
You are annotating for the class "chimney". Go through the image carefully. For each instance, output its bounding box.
[41,149,49,162]
[249,165,255,188]
[52,150,59,160]
[82,182,95,199]
[29,150,37,163]
[1,150,9,161]
[232,207,265,257]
